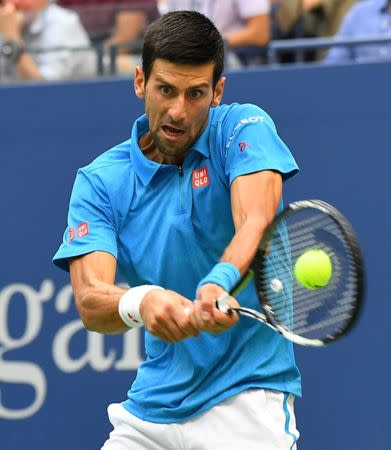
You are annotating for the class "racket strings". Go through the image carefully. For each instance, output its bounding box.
[258,208,360,341]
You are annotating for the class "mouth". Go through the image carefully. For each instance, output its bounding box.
[162,125,186,141]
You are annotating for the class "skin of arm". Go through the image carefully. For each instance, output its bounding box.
[0,2,43,79]
[14,51,43,79]
[104,10,147,52]
[224,14,270,48]
[193,170,283,332]
[69,251,200,343]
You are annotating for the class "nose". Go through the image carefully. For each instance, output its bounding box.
[168,95,186,123]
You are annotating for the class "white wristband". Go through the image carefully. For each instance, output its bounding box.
[118,285,163,328]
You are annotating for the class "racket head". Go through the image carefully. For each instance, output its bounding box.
[253,200,364,346]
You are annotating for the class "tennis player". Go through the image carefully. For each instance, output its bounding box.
[53,11,301,450]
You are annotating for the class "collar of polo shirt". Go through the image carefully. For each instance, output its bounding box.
[130,113,212,186]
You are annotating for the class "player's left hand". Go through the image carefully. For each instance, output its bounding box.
[192,283,239,334]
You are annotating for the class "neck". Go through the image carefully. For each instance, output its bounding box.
[138,131,186,166]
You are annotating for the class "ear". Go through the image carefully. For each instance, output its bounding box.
[211,76,225,107]
[134,66,145,99]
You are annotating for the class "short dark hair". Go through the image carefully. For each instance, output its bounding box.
[142,10,225,87]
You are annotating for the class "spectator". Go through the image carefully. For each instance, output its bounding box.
[58,0,159,74]
[58,1,159,44]
[274,0,356,38]
[272,0,356,60]
[0,0,95,82]
[324,0,391,63]
[163,0,271,67]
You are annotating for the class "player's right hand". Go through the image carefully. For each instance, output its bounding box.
[140,289,199,343]
[193,283,239,334]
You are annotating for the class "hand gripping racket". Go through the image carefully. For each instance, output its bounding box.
[216,200,365,347]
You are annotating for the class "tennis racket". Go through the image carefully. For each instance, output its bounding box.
[216,200,364,347]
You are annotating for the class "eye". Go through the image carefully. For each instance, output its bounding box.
[160,86,172,95]
[189,90,202,99]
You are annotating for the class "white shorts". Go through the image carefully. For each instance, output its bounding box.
[101,389,299,450]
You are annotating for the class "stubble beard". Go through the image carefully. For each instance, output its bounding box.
[151,129,192,160]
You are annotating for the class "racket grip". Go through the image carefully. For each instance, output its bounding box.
[215,293,232,314]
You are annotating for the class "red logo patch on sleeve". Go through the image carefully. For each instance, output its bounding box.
[192,167,210,189]
[69,227,75,242]
[77,222,89,238]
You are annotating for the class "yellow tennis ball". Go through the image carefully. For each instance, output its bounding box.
[294,249,332,289]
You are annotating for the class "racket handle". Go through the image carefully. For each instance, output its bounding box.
[215,293,232,314]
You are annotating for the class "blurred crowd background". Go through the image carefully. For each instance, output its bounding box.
[0,0,390,83]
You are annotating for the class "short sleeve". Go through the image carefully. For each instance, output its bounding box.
[222,104,299,185]
[236,0,270,17]
[53,169,118,271]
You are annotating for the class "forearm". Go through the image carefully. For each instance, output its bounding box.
[224,16,270,48]
[109,11,146,44]
[69,253,198,343]
[15,52,43,80]
[221,217,268,275]
[219,171,282,279]
[225,28,268,48]
[73,279,129,334]
[0,6,42,80]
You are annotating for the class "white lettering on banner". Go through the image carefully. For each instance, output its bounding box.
[0,280,53,420]
[0,280,143,420]
[53,284,118,372]
[225,115,265,152]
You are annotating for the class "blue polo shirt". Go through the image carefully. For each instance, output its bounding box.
[53,102,301,423]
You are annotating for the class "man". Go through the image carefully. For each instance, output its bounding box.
[53,11,301,449]
[58,0,159,74]
[272,0,356,61]
[58,0,159,44]
[273,0,356,39]
[324,0,391,63]
[0,0,95,82]
[164,0,271,67]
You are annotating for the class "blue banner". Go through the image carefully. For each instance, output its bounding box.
[1,62,390,450]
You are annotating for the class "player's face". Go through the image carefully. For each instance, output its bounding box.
[134,59,224,164]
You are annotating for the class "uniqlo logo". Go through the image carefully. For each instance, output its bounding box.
[69,227,75,242]
[192,167,210,189]
[78,222,88,238]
